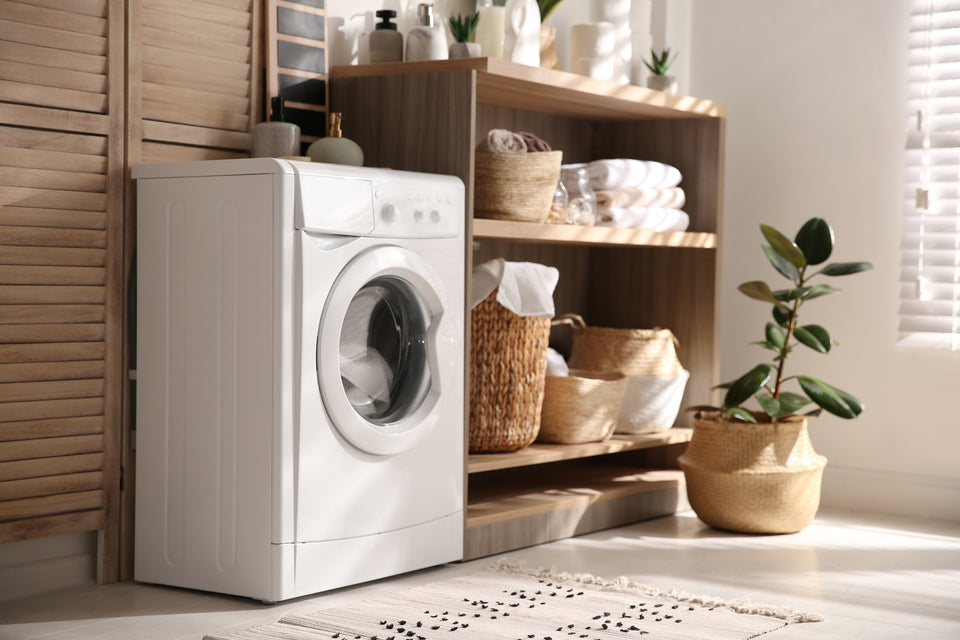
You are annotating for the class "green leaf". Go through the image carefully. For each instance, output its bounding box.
[774,287,807,302]
[761,224,806,270]
[794,218,834,265]
[804,408,824,417]
[723,364,774,409]
[765,322,787,350]
[797,376,865,419]
[685,404,722,413]
[713,380,734,390]
[794,324,832,353]
[819,261,873,276]
[801,284,841,300]
[778,391,812,414]
[726,407,758,423]
[772,305,793,328]
[762,245,801,281]
[739,281,787,309]
[756,394,781,418]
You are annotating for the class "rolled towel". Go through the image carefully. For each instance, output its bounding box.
[517,131,552,152]
[585,159,682,190]
[595,186,686,210]
[477,128,528,154]
[596,206,689,232]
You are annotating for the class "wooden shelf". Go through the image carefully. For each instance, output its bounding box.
[469,429,693,474]
[472,219,717,249]
[332,58,724,121]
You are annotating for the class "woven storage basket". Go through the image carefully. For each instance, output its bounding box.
[469,289,551,453]
[474,151,563,223]
[678,414,827,534]
[538,370,626,444]
[557,314,688,434]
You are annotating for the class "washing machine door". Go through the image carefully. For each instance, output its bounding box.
[317,245,450,456]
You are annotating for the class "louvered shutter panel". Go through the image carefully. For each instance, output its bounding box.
[902,0,960,350]
[0,0,124,568]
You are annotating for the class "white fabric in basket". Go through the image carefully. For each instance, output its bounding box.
[470,258,559,318]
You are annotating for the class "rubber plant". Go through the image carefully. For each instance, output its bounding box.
[691,217,873,423]
[449,12,480,44]
[643,47,678,76]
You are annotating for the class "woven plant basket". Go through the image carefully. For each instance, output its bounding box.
[474,151,563,223]
[537,370,626,444]
[469,289,551,453]
[678,414,827,534]
[557,314,688,433]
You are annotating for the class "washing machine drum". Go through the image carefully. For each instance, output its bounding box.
[317,246,451,456]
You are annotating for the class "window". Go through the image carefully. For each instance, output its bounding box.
[902,0,960,350]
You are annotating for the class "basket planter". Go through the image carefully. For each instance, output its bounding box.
[678,414,827,534]
[474,151,563,223]
[538,370,626,444]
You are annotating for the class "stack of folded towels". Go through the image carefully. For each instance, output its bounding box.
[583,158,689,232]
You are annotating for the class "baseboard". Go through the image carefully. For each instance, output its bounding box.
[822,466,960,522]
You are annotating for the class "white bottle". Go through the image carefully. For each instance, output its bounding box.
[405,3,448,62]
[475,0,505,59]
[504,0,540,66]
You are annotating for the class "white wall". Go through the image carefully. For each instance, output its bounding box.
[690,0,960,520]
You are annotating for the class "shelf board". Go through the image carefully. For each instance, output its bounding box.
[468,428,692,474]
[331,59,724,121]
[472,219,717,249]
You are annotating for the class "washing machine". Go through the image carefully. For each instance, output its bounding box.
[133,158,465,602]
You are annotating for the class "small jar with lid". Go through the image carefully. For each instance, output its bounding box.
[560,166,597,225]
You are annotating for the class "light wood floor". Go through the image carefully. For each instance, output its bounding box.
[1,508,958,639]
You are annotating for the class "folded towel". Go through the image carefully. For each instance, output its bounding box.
[517,131,552,152]
[477,129,528,154]
[585,159,682,190]
[596,206,690,232]
[595,186,686,210]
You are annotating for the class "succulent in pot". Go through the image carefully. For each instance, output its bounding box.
[449,12,481,58]
[643,47,679,93]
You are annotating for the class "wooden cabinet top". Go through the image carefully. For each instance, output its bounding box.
[331,58,725,121]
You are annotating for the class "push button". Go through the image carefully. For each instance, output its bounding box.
[380,202,396,223]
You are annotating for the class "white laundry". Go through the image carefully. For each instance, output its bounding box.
[585,158,682,190]
[596,206,689,231]
[471,258,559,318]
[595,186,686,210]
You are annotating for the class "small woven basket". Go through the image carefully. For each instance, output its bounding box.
[469,289,551,453]
[538,370,626,444]
[474,151,563,223]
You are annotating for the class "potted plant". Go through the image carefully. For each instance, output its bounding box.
[680,217,872,534]
[537,0,564,69]
[643,47,678,93]
[449,12,481,58]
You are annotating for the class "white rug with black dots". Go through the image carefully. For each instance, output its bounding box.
[205,561,822,640]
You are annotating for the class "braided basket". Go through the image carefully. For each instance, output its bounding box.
[474,151,563,223]
[538,370,626,444]
[678,414,827,533]
[469,289,551,453]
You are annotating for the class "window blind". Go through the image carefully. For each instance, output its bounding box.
[902,0,960,350]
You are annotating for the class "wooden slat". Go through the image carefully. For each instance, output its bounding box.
[0,341,105,363]
[143,62,250,98]
[0,509,103,543]
[0,490,103,521]
[0,266,106,286]
[0,246,106,267]
[142,120,251,150]
[142,44,250,79]
[0,125,109,166]
[0,103,109,137]
[0,324,105,344]
[0,361,105,384]
[0,226,105,248]
[140,141,246,163]
[140,25,250,63]
[0,41,107,75]
[0,207,105,230]
[0,167,106,194]
[1,471,103,501]
[14,0,107,18]
[0,58,107,94]
[0,397,104,423]
[0,1,108,37]
[142,7,251,46]
[0,415,103,440]
[0,452,102,481]
[143,100,249,131]
[0,146,107,175]
[0,79,108,114]
[0,433,103,462]
[199,0,252,12]
[0,18,107,56]
[145,0,251,30]
[142,81,251,114]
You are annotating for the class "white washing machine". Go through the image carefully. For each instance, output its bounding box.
[133,158,465,602]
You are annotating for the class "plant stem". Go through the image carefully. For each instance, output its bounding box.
[772,268,806,404]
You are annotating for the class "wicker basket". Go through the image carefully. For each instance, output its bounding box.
[469,289,551,453]
[557,314,688,434]
[538,370,626,444]
[474,151,563,223]
[678,414,827,534]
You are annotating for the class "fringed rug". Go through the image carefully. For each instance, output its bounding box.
[206,561,822,640]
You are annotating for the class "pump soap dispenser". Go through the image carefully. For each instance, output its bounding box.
[306,112,364,166]
[369,9,403,63]
[252,96,301,158]
[405,3,448,62]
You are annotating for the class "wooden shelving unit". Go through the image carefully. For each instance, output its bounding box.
[331,59,724,561]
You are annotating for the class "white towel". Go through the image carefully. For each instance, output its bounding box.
[595,186,686,210]
[585,159,682,190]
[470,258,559,318]
[596,206,689,232]
[546,348,569,377]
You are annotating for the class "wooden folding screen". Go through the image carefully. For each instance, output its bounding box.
[0,0,125,581]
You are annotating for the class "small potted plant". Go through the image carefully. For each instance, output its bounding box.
[537,1,565,69]
[680,217,873,534]
[449,12,481,58]
[643,47,678,93]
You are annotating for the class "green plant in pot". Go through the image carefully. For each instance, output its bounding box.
[680,217,872,534]
[644,48,678,94]
[448,12,481,58]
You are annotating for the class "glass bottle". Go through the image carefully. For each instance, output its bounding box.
[475,0,505,59]
[547,175,568,224]
[560,166,597,225]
